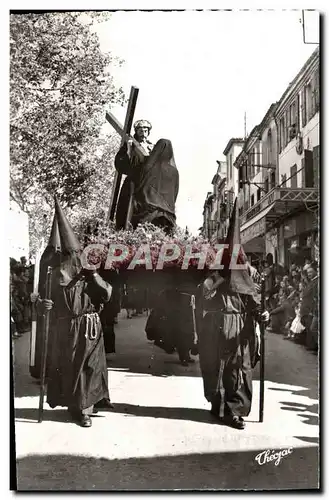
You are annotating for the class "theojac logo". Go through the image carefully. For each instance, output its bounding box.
[255,448,293,466]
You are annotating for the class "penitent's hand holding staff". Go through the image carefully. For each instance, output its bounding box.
[38,266,53,423]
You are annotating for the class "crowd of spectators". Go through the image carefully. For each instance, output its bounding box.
[258,256,319,353]
[10,257,34,339]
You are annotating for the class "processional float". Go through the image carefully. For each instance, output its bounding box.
[29,86,266,423]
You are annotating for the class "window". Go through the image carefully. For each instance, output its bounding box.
[288,101,297,141]
[306,81,313,122]
[271,171,276,188]
[290,101,297,127]
[255,147,261,174]
[229,154,233,180]
[257,188,261,202]
[290,164,297,188]
[313,145,320,188]
[301,87,307,127]
[281,174,287,187]
[279,117,285,152]
[251,194,255,206]
[251,149,255,178]
[267,129,272,167]
[313,69,320,113]
[264,178,269,193]
[238,166,243,190]
[304,150,314,187]
[296,94,300,131]
[285,109,290,146]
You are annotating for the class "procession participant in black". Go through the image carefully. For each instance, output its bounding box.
[199,199,269,430]
[115,119,153,230]
[145,270,202,366]
[98,268,121,357]
[37,197,114,427]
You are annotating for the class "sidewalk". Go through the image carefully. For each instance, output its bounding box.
[13,313,319,490]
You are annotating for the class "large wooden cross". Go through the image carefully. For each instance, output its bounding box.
[105,86,147,224]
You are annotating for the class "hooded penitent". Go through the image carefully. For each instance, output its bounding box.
[198,198,262,420]
[54,196,82,286]
[207,197,259,301]
[46,198,111,412]
[222,198,258,297]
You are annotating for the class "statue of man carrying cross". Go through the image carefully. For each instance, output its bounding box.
[114,119,154,230]
[106,87,179,235]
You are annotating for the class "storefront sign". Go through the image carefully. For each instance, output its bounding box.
[241,217,266,244]
[246,204,261,221]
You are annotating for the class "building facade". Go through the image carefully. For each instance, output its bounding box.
[202,161,227,241]
[236,47,319,267]
[236,105,279,264]
[223,138,245,211]
[275,47,319,266]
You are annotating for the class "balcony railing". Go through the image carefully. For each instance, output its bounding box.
[239,186,319,226]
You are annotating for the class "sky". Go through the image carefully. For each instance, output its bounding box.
[95,10,318,234]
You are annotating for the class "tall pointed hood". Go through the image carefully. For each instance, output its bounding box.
[40,211,61,262]
[38,211,62,295]
[54,196,81,255]
[221,198,257,297]
[53,196,82,285]
[48,212,61,252]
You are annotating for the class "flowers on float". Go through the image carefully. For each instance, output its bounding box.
[80,222,242,271]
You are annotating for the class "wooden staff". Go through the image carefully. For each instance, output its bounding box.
[38,266,53,423]
[259,276,266,423]
[29,240,44,369]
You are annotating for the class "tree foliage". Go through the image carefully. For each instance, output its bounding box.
[10,12,125,254]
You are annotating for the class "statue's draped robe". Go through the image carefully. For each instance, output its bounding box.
[114,139,179,234]
[47,275,111,411]
[133,139,179,233]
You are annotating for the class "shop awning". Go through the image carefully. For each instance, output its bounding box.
[240,203,277,244]
[240,202,276,232]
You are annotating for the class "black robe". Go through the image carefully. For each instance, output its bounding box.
[145,271,202,361]
[199,289,260,418]
[47,274,111,411]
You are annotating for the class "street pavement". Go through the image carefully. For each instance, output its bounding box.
[13,311,319,491]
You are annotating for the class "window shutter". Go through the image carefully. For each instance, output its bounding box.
[301,158,305,187]
[313,145,319,187]
[314,69,320,112]
[281,174,286,187]
[304,150,314,187]
[296,94,300,131]
[290,164,297,188]
[301,87,307,127]
[285,110,289,146]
